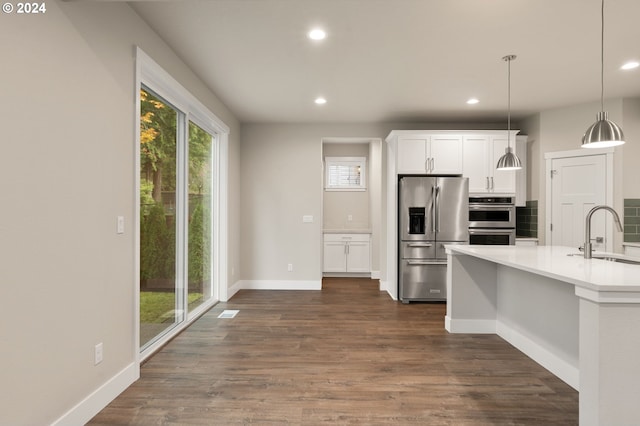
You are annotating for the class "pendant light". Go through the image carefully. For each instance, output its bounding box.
[496,54,522,171]
[582,0,625,148]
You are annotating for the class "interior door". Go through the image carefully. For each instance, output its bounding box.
[550,154,606,250]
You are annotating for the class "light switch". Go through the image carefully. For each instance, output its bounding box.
[117,216,125,234]
[303,215,313,223]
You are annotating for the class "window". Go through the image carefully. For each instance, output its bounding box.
[325,157,367,191]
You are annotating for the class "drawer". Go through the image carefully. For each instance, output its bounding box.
[323,233,370,243]
[401,241,437,259]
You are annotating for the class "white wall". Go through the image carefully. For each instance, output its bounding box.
[519,98,640,246]
[0,2,239,424]
[322,143,371,231]
[622,98,640,199]
[240,121,505,287]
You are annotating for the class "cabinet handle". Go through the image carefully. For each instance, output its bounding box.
[486,177,490,190]
[425,158,429,173]
[430,158,435,172]
[491,177,494,190]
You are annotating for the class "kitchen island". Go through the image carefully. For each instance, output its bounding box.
[446,245,640,426]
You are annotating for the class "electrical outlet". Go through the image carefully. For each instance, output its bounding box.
[94,343,103,365]
[287,263,293,272]
[347,214,353,222]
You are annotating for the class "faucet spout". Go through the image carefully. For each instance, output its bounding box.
[584,205,623,259]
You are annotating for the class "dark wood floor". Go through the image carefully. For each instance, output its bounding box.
[90,278,578,425]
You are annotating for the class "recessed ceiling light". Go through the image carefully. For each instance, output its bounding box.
[621,61,639,70]
[308,29,327,41]
[315,97,327,105]
[466,98,479,105]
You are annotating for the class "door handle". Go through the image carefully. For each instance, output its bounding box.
[591,237,604,243]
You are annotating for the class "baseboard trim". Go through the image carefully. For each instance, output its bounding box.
[496,321,579,391]
[238,280,322,291]
[379,279,396,300]
[370,270,380,279]
[445,316,496,334]
[225,279,243,301]
[52,362,138,426]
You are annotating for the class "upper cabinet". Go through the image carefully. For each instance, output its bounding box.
[387,130,522,195]
[462,132,518,194]
[394,133,463,175]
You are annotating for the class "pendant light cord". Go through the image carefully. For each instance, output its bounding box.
[507,56,512,149]
[600,0,605,112]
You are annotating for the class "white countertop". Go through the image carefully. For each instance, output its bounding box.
[323,229,372,234]
[446,245,640,293]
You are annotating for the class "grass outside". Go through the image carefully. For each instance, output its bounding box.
[141,291,203,323]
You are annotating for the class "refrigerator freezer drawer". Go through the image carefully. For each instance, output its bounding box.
[399,260,447,302]
[401,241,437,259]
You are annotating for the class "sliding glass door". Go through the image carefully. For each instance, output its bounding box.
[139,87,180,349]
[138,87,216,351]
[187,121,214,312]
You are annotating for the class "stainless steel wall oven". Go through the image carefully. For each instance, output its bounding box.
[468,196,515,245]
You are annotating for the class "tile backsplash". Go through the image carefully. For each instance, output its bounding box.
[516,200,538,238]
[624,199,640,243]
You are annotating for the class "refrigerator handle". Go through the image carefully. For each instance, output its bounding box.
[434,185,440,232]
[430,186,436,233]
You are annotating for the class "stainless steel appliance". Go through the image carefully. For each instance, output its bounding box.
[398,176,469,303]
[468,196,516,245]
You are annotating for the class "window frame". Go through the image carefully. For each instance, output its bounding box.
[324,156,367,192]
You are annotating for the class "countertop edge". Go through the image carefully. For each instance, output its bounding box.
[446,245,640,295]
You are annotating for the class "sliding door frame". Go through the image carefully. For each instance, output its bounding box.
[135,47,229,363]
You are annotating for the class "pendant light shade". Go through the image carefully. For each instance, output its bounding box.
[582,0,625,148]
[496,54,522,171]
[496,146,522,170]
[582,111,624,148]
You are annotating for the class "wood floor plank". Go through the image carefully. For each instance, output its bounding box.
[90,277,578,425]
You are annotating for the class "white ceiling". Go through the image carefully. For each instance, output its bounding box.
[130,0,640,124]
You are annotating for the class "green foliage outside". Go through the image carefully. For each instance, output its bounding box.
[140,202,175,281]
[188,199,211,289]
[140,291,203,324]
[139,87,213,292]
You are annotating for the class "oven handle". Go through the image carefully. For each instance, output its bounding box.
[469,205,515,211]
[468,228,515,235]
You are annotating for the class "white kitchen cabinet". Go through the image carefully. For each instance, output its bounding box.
[323,233,371,273]
[394,133,463,175]
[462,132,518,194]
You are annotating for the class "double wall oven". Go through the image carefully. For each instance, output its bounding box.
[468,196,515,245]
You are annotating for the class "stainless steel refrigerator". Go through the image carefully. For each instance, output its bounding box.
[398,176,469,303]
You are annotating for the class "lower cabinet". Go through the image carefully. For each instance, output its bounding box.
[323,233,371,273]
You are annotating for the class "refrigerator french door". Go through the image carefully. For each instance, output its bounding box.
[399,176,468,302]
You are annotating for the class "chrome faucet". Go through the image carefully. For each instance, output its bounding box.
[584,205,623,259]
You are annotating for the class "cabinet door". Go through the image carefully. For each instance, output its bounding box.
[462,136,489,193]
[323,241,346,272]
[397,137,427,174]
[346,241,370,273]
[490,136,516,193]
[429,135,463,174]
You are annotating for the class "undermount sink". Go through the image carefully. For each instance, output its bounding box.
[591,254,640,265]
[567,252,640,265]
